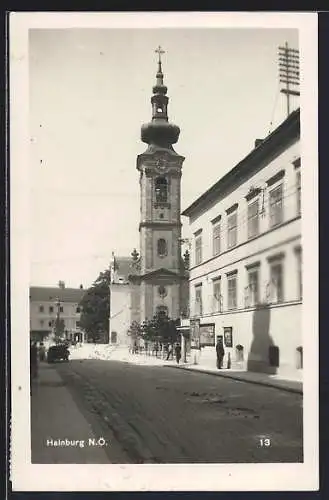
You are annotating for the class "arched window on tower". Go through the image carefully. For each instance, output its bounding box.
[157,238,168,257]
[155,177,168,203]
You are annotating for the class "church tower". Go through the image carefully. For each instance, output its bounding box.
[136,47,186,323]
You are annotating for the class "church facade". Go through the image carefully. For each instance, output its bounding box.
[108,48,189,345]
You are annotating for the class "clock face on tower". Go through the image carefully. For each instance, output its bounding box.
[156,158,166,171]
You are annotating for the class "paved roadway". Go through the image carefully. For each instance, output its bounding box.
[50,359,303,464]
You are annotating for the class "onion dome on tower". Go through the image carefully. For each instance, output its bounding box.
[141,46,180,152]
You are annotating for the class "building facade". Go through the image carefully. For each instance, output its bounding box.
[182,109,302,376]
[29,284,85,343]
[108,255,140,345]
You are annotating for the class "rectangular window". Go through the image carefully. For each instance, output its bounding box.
[246,268,259,307]
[60,306,64,313]
[212,223,221,256]
[76,307,81,313]
[213,278,222,312]
[49,306,54,313]
[296,170,301,215]
[48,320,52,327]
[195,235,202,265]
[39,319,44,327]
[270,262,284,303]
[269,184,283,228]
[39,305,44,313]
[195,285,203,316]
[227,274,237,310]
[227,212,237,248]
[296,250,302,300]
[247,200,259,239]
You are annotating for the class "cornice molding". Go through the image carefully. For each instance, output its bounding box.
[245,187,261,202]
[139,221,182,230]
[144,166,182,178]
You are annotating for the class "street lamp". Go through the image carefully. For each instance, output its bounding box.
[54,297,62,343]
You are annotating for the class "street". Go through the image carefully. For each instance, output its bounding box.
[31,359,303,464]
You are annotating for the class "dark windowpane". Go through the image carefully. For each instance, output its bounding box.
[269,184,283,227]
[195,286,203,316]
[195,236,202,265]
[248,200,259,239]
[228,276,237,310]
[157,238,167,257]
[270,262,284,302]
[213,279,222,312]
[227,212,237,248]
[155,177,168,203]
[296,171,301,215]
[213,224,221,256]
[246,269,259,307]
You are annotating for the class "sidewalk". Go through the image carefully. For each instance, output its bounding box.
[31,363,111,463]
[109,348,303,394]
[69,344,303,394]
[166,363,303,394]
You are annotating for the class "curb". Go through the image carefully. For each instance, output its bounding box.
[165,364,303,395]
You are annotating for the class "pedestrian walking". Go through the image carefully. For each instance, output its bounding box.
[216,338,225,369]
[30,341,39,380]
[166,343,173,361]
[175,343,182,364]
[39,342,46,362]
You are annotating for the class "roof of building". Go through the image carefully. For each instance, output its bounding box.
[29,286,86,303]
[182,108,300,218]
[114,256,140,282]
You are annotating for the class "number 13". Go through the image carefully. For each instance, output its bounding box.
[260,438,271,447]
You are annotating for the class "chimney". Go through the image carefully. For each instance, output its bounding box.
[79,284,83,289]
[58,280,65,289]
[255,139,263,148]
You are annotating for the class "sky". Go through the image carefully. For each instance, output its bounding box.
[29,26,299,288]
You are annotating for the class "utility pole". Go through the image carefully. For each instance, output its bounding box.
[278,42,300,118]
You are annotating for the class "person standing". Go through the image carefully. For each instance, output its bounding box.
[216,338,225,369]
[30,341,39,380]
[39,342,46,362]
[175,343,182,364]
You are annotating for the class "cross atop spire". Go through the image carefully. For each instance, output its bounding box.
[155,45,165,64]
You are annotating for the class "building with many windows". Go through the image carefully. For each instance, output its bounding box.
[29,283,86,343]
[182,109,302,376]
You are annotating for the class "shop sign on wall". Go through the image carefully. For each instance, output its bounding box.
[223,327,233,348]
[190,318,200,349]
[200,324,215,347]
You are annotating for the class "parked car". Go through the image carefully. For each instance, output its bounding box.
[47,344,70,363]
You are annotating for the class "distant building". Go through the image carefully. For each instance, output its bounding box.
[29,284,86,343]
[182,109,302,376]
